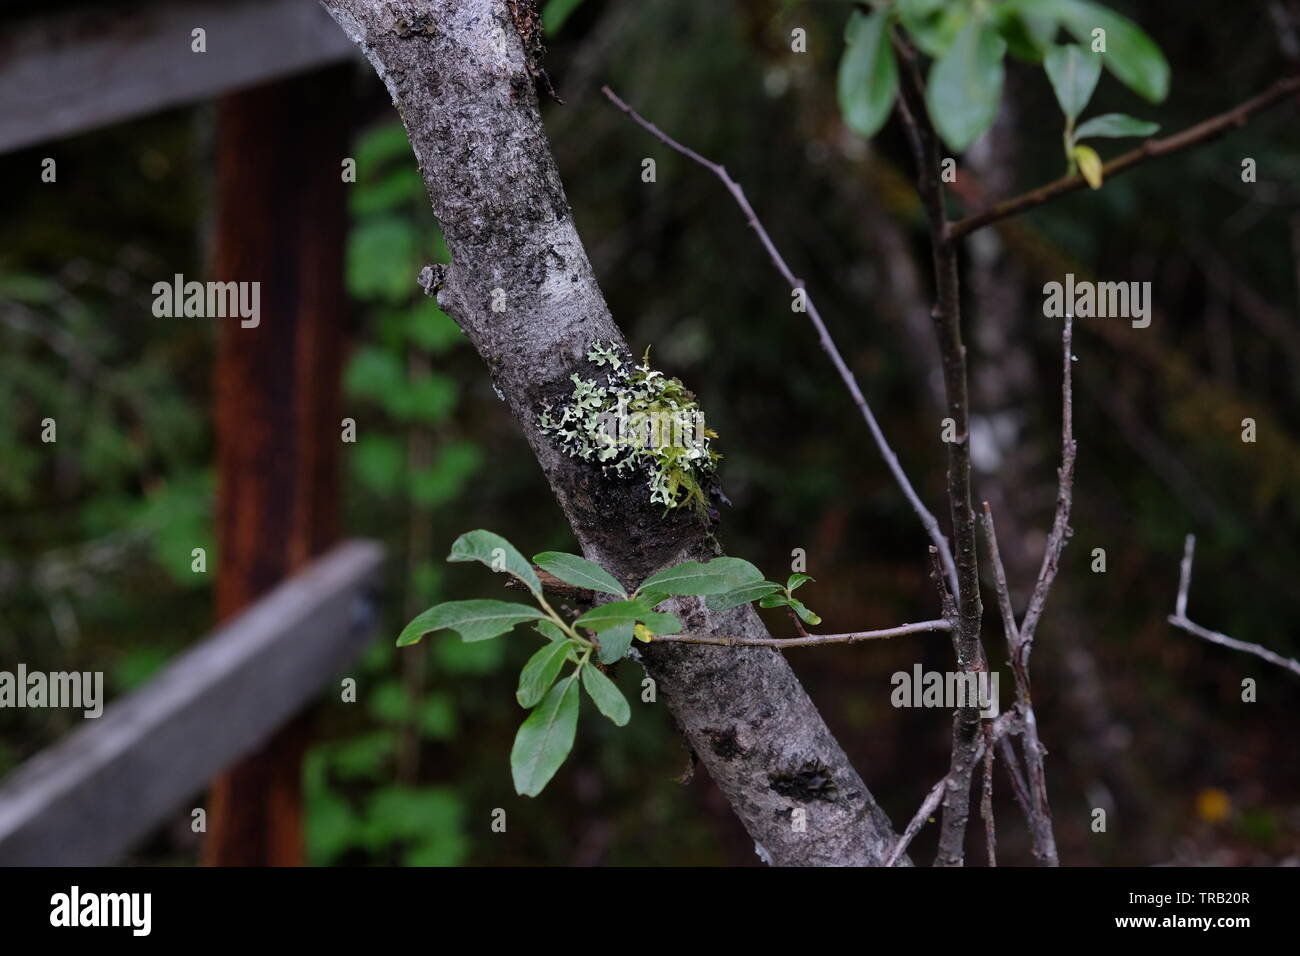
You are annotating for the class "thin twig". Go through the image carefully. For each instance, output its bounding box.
[949,76,1300,241]
[982,503,1061,866]
[893,33,987,869]
[981,502,1020,650]
[601,84,959,601]
[885,776,947,867]
[1018,315,1076,655]
[977,315,1074,867]
[997,735,1033,822]
[1169,535,1300,677]
[981,727,997,868]
[888,712,1017,868]
[649,619,951,648]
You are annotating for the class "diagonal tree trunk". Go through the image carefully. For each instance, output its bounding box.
[320,0,903,865]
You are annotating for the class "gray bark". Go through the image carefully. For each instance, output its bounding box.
[319,0,903,865]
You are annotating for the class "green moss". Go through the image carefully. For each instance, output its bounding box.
[538,342,720,512]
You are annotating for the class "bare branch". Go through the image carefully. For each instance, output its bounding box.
[893,32,987,868]
[980,502,1020,651]
[1175,533,1194,619]
[885,776,947,868]
[1018,315,1076,654]
[601,84,959,601]
[998,735,1033,821]
[649,619,951,648]
[1169,535,1300,677]
[949,76,1300,241]
[981,728,997,868]
[983,509,1061,866]
[980,321,1072,870]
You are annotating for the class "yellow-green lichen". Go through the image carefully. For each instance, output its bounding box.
[539,342,720,512]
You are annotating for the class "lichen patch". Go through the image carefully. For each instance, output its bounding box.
[538,342,720,513]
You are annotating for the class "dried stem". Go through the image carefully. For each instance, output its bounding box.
[980,728,997,868]
[650,619,951,648]
[885,776,947,868]
[982,502,1061,866]
[1018,315,1076,656]
[949,76,1300,241]
[893,33,986,868]
[601,84,959,600]
[1169,535,1300,677]
[971,317,1074,866]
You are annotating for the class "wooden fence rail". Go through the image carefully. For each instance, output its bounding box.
[0,539,385,866]
[0,0,356,155]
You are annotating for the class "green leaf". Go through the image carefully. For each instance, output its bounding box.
[595,622,636,665]
[758,593,790,609]
[533,551,627,597]
[897,0,946,18]
[898,0,969,58]
[581,666,630,726]
[1048,0,1169,103]
[535,619,568,643]
[926,17,1007,152]
[351,435,404,496]
[575,599,651,631]
[344,346,405,402]
[837,8,898,139]
[1044,44,1101,121]
[542,0,585,35]
[517,640,572,708]
[574,600,681,636]
[409,441,483,508]
[1072,143,1104,189]
[346,216,420,304]
[995,5,1058,63]
[448,530,542,599]
[510,674,580,796]
[786,573,814,592]
[705,581,784,612]
[789,598,823,627]
[637,556,764,597]
[637,612,683,635]
[397,600,546,646]
[1073,112,1159,140]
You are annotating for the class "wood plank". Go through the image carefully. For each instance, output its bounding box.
[0,539,385,866]
[0,0,357,154]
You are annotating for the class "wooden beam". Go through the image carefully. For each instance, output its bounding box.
[204,67,352,866]
[0,0,356,154]
[0,540,385,867]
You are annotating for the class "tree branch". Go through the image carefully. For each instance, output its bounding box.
[601,84,959,601]
[320,0,906,866]
[885,776,946,868]
[973,316,1073,866]
[949,75,1300,242]
[650,619,951,648]
[893,32,986,868]
[1169,534,1300,677]
[1018,315,1076,654]
[982,503,1060,866]
[980,727,997,868]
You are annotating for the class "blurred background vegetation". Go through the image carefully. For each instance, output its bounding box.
[1,0,1297,865]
